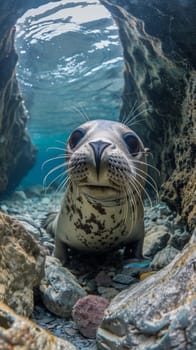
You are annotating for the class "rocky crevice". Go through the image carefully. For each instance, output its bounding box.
[0,23,36,193]
[101,0,196,231]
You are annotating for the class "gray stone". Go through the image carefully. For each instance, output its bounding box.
[97,231,196,350]
[143,225,170,257]
[41,197,51,205]
[151,246,180,269]
[0,204,8,213]
[170,229,191,250]
[97,287,119,301]
[40,256,87,318]
[112,273,138,285]
[11,190,27,201]
[25,185,43,197]
[159,204,172,216]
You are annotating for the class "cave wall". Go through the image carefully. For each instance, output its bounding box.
[101,0,196,231]
[0,0,58,194]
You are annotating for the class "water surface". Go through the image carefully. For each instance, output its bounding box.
[16,0,123,187]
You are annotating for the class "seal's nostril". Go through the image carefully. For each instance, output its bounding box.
[89,140,111,178]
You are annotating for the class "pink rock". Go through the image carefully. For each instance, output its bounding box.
[72,295,110,338]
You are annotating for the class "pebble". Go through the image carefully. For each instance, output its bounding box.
[11,190,27,200]
[112,273,138,285]
[97,287,119,300]
[112,281,132,290]
[41,197,51,205]
[0,204,8,212]
[95,270,112,287]
[85,279,97,293]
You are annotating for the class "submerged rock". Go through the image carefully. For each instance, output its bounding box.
[0,212,45,316]
[170,228,191,250]
[97,231,196,349]
[0,303,76,350]
[40,256,87,318]
[151,245,180,269]
[143,225,170,257]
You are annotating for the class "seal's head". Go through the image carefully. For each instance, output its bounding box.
[66,119,147,205]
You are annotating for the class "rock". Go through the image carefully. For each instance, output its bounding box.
[95,271,113,287]
[112,273,138,285]
[0,303,76,350]
[41,197,51,205]
[25,185,43,197]
[102,0,195,232]
[40,256,86,318]
[170,229,191,250]
[151,246,180,269]
[0,212,45,316]
[97,231,196,349]
[143,225,170,257]
[0,204,8,213]
[85,279,97,293]
[97,287,119,301]
[72,295,110,338]
[159,204,172,216]
[11,190,27,200]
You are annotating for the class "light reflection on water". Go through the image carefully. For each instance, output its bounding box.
[16,0,124,187]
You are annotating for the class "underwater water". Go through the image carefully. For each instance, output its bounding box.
[15,0,124,188]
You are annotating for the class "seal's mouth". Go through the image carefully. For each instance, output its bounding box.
[85,185,119,191]
[79,184,124,205]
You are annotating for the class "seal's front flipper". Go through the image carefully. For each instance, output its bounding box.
[41,211,58,237]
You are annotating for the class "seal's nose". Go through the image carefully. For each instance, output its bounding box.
[89,140,111,177]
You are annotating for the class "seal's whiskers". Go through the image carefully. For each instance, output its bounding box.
[123,110,147,128]
[73,105,89,122]
[121,100,152,128]
[43,169,65,191]
[42,154,66,170]
[119,170,129,225]
[47,146,65,152]
[133,159,160,176]
[136,166,157,190]
[136,170,159,201]
[126,180,137,232]
[55,175,71,195]
[128,175,144,213]
[43,162,66,187]
[133,175,153,208]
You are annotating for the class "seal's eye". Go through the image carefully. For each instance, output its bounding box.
[69,128,85,149]
[123,133,140,156]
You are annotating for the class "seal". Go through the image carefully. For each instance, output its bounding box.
[44,119,149,263]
